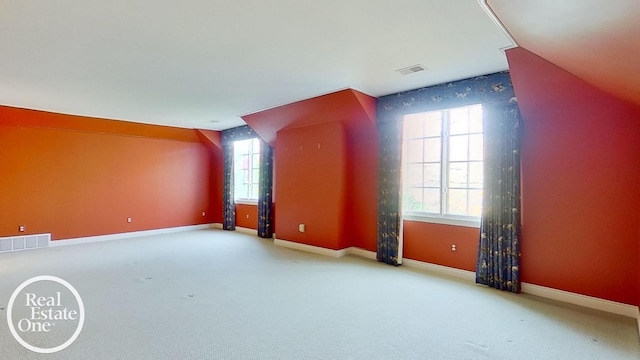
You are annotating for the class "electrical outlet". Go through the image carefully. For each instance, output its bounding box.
[246,214,249,219]
[298,224,305,233]
[451,244,457,252]
[127,217,132,223]
[202,211,206,217]
[19,225,25,232]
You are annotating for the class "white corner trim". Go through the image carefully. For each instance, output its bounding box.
[51,224,217,247]
[521,283,640,319]
[477,0,518,50]
[402,258,477,282]
[235,226,257,235]
[274,239,348,258]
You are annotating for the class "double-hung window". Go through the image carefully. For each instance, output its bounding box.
[233,138,261,202]
[402,104,483,226]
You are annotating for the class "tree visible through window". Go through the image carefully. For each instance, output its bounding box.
[402,104,483,219]
[233,138,260,201]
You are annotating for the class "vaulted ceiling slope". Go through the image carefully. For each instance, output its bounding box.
[0,1,512,131]
[489,0,640,109]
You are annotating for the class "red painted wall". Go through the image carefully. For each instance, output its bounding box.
[403,221,479,272]
[345,125,379,252]
[507,47,640,305]
[235,203,258,230]
[197,129,224,227]
[0,106,223,240]
[276,121,347,249]
[244,89,378,251]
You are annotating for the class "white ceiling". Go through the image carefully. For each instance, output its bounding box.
[489,0,640,110]
[0,1,513,130]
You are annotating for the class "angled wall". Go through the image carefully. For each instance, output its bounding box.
[507,47,640,305]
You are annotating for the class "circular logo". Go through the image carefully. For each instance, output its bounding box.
[7,276,85,354]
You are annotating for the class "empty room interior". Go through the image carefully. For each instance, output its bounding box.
[1,1,640,359]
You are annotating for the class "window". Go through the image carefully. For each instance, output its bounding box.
[402,104,483,226]
[233,138,261,202]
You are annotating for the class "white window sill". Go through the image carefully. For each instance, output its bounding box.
[234,199,259,205]
[403,214,480,228]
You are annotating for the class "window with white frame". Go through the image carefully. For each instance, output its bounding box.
[233,138,261,202]
[402,104,483,224]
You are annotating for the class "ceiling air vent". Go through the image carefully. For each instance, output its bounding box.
[396,64,426,75]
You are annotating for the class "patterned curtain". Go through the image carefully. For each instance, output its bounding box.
[221,125,260,231]
[376,71,518,267]
[222,140,235,230]
[257,139,274,238]
[376,118,403,265]
[377,71,517,118]
[475,104,522,293]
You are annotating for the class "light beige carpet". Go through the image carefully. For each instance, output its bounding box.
[1,229,639,359]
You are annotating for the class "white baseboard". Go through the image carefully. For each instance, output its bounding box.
[246,237,640,332]
[212,223,223,229]
[235,226,257,235]
[51,223,218,247]
[274,239,348,258]
[272,241,378,260]
[521,282,640,319]
[399,257,639,321]
[270,237,640,338]
[345,247,377,260]
[402,258,477,282]
[334,249,640,324]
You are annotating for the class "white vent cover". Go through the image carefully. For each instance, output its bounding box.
[0,233,50,253]
[396,64,426,75]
